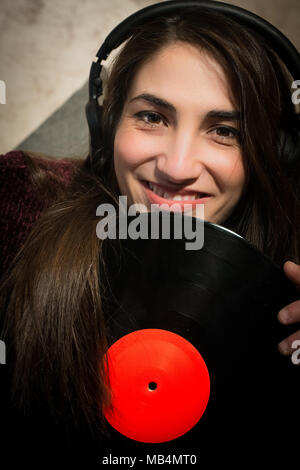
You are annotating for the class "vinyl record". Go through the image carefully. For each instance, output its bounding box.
[100,211,299,452]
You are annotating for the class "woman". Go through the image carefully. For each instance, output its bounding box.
[0,4,299,463]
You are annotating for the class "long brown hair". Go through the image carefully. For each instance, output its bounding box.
[1,7,299,438]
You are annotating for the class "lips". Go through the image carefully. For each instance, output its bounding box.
[142,180,206,198]
[140,180,211,210]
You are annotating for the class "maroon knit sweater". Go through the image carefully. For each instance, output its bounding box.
[0,150,76,279]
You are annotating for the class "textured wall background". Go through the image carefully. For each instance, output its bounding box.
[0,0,299,156]
[0,0,159,154]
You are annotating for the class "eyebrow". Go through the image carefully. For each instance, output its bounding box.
[129,93,240,122]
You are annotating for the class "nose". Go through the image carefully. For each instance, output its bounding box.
[155,129,205,185]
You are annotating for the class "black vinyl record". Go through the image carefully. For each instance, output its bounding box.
[100,211,299,458]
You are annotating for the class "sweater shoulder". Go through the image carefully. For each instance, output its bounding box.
[0,149,76,181]
[0,150,76,279]
[0,150,28,167]
[0,150,36,216]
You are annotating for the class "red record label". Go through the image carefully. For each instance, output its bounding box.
[103,328,210,443]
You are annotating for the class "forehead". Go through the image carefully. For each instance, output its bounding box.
[126,42,234,108]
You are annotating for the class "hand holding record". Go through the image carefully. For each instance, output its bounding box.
[278,260,300,360]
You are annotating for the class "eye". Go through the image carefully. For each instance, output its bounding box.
[208,126,240,145]
[134,111,166,128]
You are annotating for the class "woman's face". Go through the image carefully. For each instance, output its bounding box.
[113,42,245,224]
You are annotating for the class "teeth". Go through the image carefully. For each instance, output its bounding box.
[146,181,200,200]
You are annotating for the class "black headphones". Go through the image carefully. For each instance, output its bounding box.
[85,0,300,173]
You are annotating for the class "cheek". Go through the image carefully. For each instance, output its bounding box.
[233,160,245,194]
[114,126,151,167]
[220,153,245,194]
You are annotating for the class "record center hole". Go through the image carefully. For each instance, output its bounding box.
[148,381,157,391]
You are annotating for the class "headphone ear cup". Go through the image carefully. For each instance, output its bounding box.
[86,99,114,181]
[279,124,300,169]
[85,98,104,161]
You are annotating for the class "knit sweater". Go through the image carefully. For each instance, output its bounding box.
[0,150,76,279]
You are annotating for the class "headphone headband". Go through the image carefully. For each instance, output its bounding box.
[88,0,300,102]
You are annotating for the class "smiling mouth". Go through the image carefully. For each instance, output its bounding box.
[140,180,211,201]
